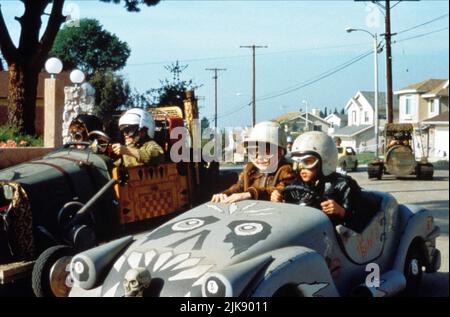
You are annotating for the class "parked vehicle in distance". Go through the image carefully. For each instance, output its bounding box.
[337,146,358,172]
[367,123,434,180]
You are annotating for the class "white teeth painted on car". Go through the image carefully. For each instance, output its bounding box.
[168,265,214,281]
[160,253,191,271]
[144,250,156,266]
[184,292,191,297]
[171,257,202,271]
[206,204,223,213]
[103,282,120,297]
[229,203,238,214]
[113,255,126,272]
[127,251,143,268]
[192,273,208,287]
[244,208,274,214]
[153,251,173,271]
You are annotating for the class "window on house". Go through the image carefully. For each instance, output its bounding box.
[429,100,435,114]
[313,125,322,131]
[433,99,439,114]
[405,95,413,115]
[364,111,370,123]
[352,111,357,123]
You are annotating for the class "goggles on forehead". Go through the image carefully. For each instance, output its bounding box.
[291,154,320,169]
[120,124,139,136]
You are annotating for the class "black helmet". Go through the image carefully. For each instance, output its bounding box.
[70,114,104,134]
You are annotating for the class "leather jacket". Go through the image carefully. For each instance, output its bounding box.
[222,159,296,201]
[283,172,379,232]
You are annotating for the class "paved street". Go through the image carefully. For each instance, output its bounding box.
[349,167,449,297]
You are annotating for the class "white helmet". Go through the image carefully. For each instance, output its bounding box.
[290,131,338,176]
[119,108,155,138]
[245,121,287,150]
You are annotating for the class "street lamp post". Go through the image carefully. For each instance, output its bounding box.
[302,100,309,131]
[346,27,379,157]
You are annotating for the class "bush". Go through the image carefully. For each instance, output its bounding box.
[0,125,43,147]
[356,152,377,165]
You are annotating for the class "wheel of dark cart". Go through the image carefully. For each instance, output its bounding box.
[341,161,347,172]
[415,164,422,180]
[352,160,358,172]
[32,245,74,297]
[403,241,424,296]
[376,166,383,180]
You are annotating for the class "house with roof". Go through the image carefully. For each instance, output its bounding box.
[395,79,449,160]
[273,109,331,138]
[332,91,399,152]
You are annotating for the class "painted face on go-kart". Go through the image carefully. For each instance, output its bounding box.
[247,143,281,173]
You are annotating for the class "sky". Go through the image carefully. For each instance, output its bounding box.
[1,0,449,128]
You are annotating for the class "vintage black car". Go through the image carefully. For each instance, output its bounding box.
[0,105,236,297]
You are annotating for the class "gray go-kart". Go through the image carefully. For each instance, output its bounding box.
[67,190,440,297]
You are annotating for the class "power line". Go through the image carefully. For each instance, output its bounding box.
[395,26,449,43]
[396,13,449,35]
[397,13,449,35]
[255,50,373,103]
[209,49,374,121]
[255,49,374,100]
[125,42,371,67]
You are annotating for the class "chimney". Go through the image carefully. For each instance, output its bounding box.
[311,108,321,117]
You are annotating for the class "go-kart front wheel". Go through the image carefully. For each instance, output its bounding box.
[32,245,73,297]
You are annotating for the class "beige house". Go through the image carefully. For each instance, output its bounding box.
[273,109,331,138]
[395,79,449,161]
[333,91,399,153]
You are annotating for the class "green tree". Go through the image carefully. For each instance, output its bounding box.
[51,19,130,76]
[90,71,131,122]
[150,61,202,107]
[340,108,345,115]
[201,116,210,132]
[0,0,160,135]
[0,54,4,71]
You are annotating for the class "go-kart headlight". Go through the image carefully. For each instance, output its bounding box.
[202,273,233,297]
[2,184,14,200]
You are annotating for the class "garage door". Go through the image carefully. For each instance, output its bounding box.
[435,127,449,159]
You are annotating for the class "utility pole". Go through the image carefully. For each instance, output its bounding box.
[384,0,394,124]
[205,68,226,129]
[240,45,268,126]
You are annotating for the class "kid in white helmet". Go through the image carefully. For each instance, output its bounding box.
[271,131,376,231]
[112,108,164,167]
[211,121,295,204]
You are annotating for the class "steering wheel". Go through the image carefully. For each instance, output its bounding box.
[281,184,326,208]
[88,130,112,154]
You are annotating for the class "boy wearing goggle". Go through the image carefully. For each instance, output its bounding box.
[271,131,376,232]
[112,108,164,167]
[211,121,295,204]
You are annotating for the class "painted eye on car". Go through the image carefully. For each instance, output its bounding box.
[233,223,264,236]
[171,218,205,231]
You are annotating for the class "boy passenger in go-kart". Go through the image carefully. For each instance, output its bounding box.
[271,131,378,232]
[112,108,164,168]
[211,121,296,204]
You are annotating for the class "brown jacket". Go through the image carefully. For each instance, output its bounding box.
[222,159,295,200]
